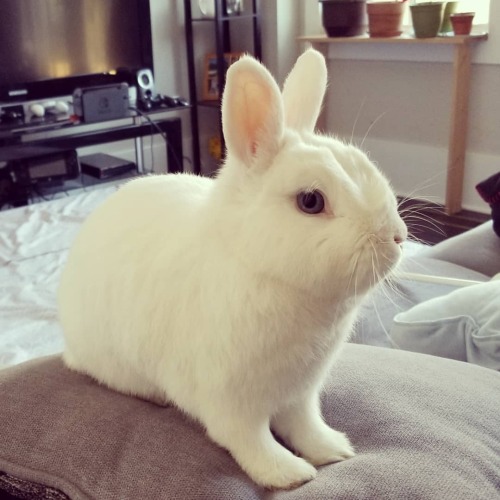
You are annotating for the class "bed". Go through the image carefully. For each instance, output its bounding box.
[0,185,120,368]
[1,184,499,499]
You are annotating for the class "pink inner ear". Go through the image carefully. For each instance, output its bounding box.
[245,83,278,160]
[223,60,283,165]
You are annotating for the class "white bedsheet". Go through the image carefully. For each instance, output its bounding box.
[0,185,119,368]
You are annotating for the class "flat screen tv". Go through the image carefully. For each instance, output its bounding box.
[0,0,153,103]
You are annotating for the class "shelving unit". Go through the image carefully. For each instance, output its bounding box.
[0,112,184,207]
[298,33,488,215]
[184,0,261,174]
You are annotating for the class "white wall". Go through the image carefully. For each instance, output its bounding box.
[260,0,302,85]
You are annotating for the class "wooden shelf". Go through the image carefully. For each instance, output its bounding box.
[192,13,259,22]
[198,100,221,108]
[300,32,488,215]
[299,32,488,45]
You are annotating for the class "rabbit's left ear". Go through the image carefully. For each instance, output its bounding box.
[282,48,328,133]
[222,56,284,167]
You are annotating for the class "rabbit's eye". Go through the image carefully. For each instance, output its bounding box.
[296,190,325,215]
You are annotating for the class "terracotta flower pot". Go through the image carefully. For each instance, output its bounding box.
[319,0,367,37]
[410,2,445,39]
[450,12,475,36]
[367,1,407,38]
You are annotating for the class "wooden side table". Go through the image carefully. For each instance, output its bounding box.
[298,34,488,215]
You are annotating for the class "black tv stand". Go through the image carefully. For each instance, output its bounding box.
[0,110,185,208]
[1,110,183,173]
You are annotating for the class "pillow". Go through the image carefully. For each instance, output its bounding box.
[420,221,500,278]
[391,280,500,370]
[352,255,489,347]
[1,344,499,499]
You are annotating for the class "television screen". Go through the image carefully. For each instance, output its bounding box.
[0,0,153,102]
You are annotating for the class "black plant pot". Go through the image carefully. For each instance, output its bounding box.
[319,0,367,37]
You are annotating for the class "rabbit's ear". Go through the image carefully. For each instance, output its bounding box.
[222,56,284,166]
[282,48,327,133]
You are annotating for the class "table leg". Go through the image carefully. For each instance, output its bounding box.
[446,43,472,215]
[135,136,144,174]
[164,118,184,173]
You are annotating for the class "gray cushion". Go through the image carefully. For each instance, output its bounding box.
[1,344,499,499]
[420,221,500,278]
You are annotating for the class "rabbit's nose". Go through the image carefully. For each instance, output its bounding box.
[394,220,408,246]
[394,234,404,245]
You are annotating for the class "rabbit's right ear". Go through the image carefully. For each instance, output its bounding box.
[282,48,328,133]
[222,56,284,167]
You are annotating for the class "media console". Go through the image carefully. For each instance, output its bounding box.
[0,109,185,207]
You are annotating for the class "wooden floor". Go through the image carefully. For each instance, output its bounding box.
[398,198,491,245]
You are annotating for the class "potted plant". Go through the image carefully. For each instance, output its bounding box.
[319,0,367,37]
[450,12,475,35]
[410,1,445,38]
[367,1,408,38]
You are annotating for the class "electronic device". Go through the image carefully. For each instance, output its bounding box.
[174,96,190,107]
[159,95,178,107]
[39,100,70,115]
[136,68,155,110]
[73,84,130,123]
[0,0,153,104]
[160,95,189,107]
[1,146,79,186]
[80,153,136,179]
[146,94,190,111]
[29,103,45,118]
[0,105,24,124]
[54,101,70,114]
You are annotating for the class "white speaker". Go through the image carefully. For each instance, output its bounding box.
[136,68,155,105]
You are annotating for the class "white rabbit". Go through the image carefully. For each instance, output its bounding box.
[58,49,406,490]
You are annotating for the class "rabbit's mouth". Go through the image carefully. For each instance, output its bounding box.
[376,242,404,284]
[346,235,404,298]
[368,216,408,278]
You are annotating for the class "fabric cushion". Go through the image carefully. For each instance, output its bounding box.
[1,344,499,499]
[391,280,500,370]
[420,221,500,278]
[352,255,489,347]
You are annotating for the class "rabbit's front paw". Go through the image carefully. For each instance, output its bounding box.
[206,416,317,490]
[272,396,355,467]
[253,453,317,490]
[301,427,355,466]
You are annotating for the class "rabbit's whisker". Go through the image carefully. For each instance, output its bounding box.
[347,248,362,301]
[350,96,367,146]
[360,111,387,150]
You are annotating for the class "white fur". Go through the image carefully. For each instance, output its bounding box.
[58,49,406,490]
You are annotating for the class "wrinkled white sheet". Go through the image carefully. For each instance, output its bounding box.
[0,185,119,368]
